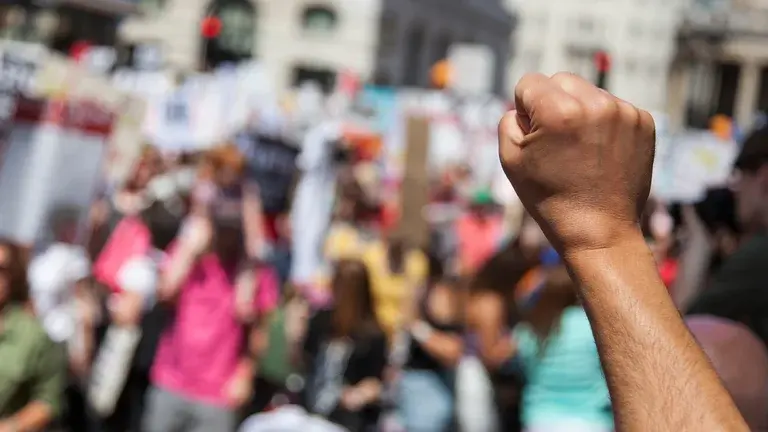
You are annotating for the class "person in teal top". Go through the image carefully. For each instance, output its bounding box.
[512,264,613,432]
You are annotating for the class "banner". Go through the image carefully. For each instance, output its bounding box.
[0,96,112,245]
[243,134,299,214]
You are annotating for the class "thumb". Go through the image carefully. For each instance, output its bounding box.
[498,110,527,174]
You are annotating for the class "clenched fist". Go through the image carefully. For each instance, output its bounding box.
[499,72,655,255]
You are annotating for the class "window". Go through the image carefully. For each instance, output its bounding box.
[379,11,398,56]
[203,0,256,68]
[302,5,337,34]
[218,3,255,55]
[140,0,166,15]
[0,6,60,44]
[402,23,426,86]
[577,17,595,33]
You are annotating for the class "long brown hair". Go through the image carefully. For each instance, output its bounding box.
[519,265,579,345]
[330,259,380,340]
[0,239,30,305]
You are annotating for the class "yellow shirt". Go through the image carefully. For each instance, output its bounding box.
[324,223,368,261]
[362,241,428,339]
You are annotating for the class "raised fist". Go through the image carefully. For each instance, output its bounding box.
[499,72,655,255]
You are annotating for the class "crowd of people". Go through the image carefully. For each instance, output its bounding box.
[0,72,767,432]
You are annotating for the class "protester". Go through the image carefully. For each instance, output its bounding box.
[464,245,532,432]
[686,125,768,348]
[513,265,612,432]
[499,72,746,429]
[687,316,768,431]
[397,276,463,432]
[303,260,387,431]
[0,239,66,432]
[455,190,504,276]
[142,208,276,431]
[361,235,428,341]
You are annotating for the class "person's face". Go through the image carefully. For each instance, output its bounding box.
[0,246,11,305]
[732,166,768,232]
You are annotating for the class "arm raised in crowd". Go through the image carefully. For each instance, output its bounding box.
[498,72,747,431]
[157,216,211,303]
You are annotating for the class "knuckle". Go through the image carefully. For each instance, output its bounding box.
[617,101,641,127]
[554,99,584,128]
[589,93,620,123]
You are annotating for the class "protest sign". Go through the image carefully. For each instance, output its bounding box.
[0,96,112,245]
[243,134,299,214]
[654,131,738,203]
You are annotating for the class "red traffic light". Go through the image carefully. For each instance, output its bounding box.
[201,16,222,39]
[69,40,91,63]
[594,50,611,73]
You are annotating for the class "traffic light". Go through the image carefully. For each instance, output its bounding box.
[594,50,611,90]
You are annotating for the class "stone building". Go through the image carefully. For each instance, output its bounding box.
[668,0,768,130]
[118,0,514,94]
[506,0,687,114]
[0,0,137,53]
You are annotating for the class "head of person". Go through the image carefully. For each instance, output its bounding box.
[48,205,81,244]
[732,125,768,235]
[0,239,29,308]
[687,316,768,430]
[330,259,379,340]
[516,264,578,343]
[469,244,537,313]
[469,190,496,218]
[201,143,246,189]
[126,146,162,192]
[139,200,183,252]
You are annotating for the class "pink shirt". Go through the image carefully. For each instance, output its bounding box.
[151,252,278,407]
[456,214,503,274]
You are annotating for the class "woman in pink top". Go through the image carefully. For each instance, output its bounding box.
[142,213,278,432]
[456,191,504,276]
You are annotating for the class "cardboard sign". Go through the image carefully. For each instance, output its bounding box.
[243,134,299,214]
[0,96,112,245]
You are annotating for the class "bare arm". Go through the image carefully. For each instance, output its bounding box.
[410,323,464,368]
[2,402,53,432]
[499,72,747,431]
[566,233,746,431]
[157,246,198,304]
[466,292,515,371]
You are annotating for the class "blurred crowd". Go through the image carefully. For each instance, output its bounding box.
[1,109,768,432]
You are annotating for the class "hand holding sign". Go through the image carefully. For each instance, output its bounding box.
[498,72,655,255]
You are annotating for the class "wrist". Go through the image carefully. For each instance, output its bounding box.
[561,226,647,265]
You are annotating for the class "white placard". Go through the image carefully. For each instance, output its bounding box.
[655,131,738,203]
[448,44,496,96]
[0,97,110,245]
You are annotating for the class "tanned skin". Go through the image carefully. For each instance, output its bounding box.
[498,72,748,431]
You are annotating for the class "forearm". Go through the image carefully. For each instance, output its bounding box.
[412,324,464,367]
[7,401,53,432]
[158,249,198,303]
[565,232,747,431]
[348,378,381,405]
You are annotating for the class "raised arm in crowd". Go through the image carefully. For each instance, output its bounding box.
[498,72,748,431]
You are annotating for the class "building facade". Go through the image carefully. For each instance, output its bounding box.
[505,0,686,114]
[668,0,768,131]
[0,0,137,53]
[118,0,514,94]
